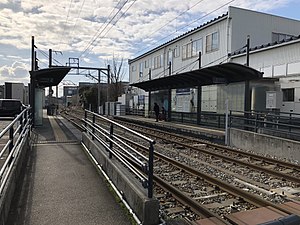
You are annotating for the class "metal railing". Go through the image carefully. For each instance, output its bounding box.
[83,110,155,198]
[125,108,145,116]
[229,110,300,141]
[170,111,226,128]
[0,107,32,194]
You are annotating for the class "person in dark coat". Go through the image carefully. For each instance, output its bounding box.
[153,103,159,122]
[161,106,166,121]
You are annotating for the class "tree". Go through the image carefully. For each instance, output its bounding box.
[107,56,127,102]
[79,85,107,111]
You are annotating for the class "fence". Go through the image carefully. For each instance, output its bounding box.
[229,110,300,141]
[0,106,32,195]
[83,110,155,198]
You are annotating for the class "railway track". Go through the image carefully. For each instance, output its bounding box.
[60,109,300,223]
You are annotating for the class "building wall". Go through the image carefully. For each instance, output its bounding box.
[0,85,4,99]
[231,40,300,114]
[128,6,300,114]
[4,82,25,102]
[231,40,300,77]
[129,17,228,85]
[229,6,300,52]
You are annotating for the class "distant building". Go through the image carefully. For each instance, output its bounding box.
[0,85,4,99]
[128,6,300,115]
[63,86,78,106]
[4,82,28,103]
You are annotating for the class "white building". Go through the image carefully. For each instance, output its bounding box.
[230,37,300,114]
[128,6,300,116]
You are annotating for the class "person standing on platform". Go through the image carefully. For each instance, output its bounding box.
[153,103,159,122]
[161,106,166,121]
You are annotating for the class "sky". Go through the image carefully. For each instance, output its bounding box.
[0,0,300,95]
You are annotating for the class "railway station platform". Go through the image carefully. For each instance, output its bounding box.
[6,110,132,225]
[114,115,225,144]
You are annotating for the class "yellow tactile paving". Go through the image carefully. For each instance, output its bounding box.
[48,116,68,141]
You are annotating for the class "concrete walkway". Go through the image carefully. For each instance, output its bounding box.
[6,112,132,225]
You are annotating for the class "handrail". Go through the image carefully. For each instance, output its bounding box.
[229,110,300,140]
[0,106,32,195]
[83,110,155,198]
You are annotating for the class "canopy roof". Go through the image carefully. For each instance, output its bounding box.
[130,62,263,91]
[30,67,71,87]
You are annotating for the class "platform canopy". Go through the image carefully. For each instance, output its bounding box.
[29,67,71,87]
[130,62,263,91]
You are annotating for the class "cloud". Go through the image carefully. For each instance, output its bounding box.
[0,0,296,86]
[0,61,30,84]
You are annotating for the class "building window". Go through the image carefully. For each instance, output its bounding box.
[206,31,219,53]
[131,65,136,72]
[272,32,293,42]
[192,39,202,57]
[182,45,187,60]
[144,59,150,68]
[168,50,173,64]
[182,39,202,60]
[153,54,163,69]
[282,88,294,102]
[173,46,180,58]
[139,62,143,77]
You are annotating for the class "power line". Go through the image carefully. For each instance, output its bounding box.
[58,0,74,49]
[134,0,235,57]
[174,59,199,74]
[78,0,129,59]
[147,0,206,39]
[37,48,49,59]
[68,0,86,48]
[78,0,124,57]
[81,0,137,59]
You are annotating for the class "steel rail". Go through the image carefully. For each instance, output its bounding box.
[114,118,300,170]
[124,137,299,216]
[113,119,300,183]
[151,132,300,184]
[63,111,300,218]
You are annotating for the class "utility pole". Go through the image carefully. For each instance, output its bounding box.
[49,49,53,112]
[30,36,36,126]
[198,51,202,69]
[246,35,250,67]
[107,65,110,103]
[98,69,101,114]
[244,35,251,129]
[197,51,202,124]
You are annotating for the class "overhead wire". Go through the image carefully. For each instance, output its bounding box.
[134,0,235,57]
[58,0,74,49]
[174,59,199,74]
[78,0,124,57]
[147,0,206,39]
[68,0,86,47]
[78,0,130,59]
[37,47,64,66]
[82,0,137,59]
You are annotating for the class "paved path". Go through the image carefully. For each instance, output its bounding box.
[7,112,132,225]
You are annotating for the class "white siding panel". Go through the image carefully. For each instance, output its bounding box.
[288,61,300,75]
[273,64,286,77]
[262,66,272,77]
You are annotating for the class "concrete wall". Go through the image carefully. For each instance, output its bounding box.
[82,133,160,225]
[229,128,300,162]
[0,132,30,225]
